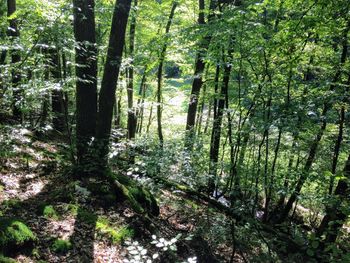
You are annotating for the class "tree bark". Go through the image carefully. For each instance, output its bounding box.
[208,51,232,195]
[96,0,132,165]
[73,0,98,164]
[185,0,217,135]
[7,0,22,122]
[127,0,138,140]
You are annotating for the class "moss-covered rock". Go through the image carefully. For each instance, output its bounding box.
[113,174,159,216]
[0,217,36,256]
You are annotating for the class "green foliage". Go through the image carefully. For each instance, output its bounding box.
[51,239,72,254]
[0,218,36,255]
[96,217,134,244]
[42,205,59,220]
[0,255,17,263]
[78,209,97,225]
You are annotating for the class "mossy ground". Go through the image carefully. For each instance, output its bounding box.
[0,218,36,256]
[96,216,134,244]
[51,239,72,254]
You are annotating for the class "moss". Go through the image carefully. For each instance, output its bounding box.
[66,204,79,216]
[51,239,72,254]
[1,199,21,210]
[42,205,59,220]
[0,217,36,255]
[113,174,159,216]
[0,255,17,263]
[96,217,134,244]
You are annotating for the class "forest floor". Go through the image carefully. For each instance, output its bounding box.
[0,126,244,263]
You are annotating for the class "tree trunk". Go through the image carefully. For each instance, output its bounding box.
[49,48,66,133]
[317,153,350,244]
[73,0,98,164]
[156,1,178,148]
[328,106,345,195]
[7,0,22,122]
[208,53,232,195]
[127,0,138,140]
[96,0,132,165]
[136,72,147,134]
[185,0,217,136]
[275,27,349,223]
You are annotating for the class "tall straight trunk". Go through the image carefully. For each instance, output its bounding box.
[195,80,207,136]
[276,27,349,223]
[49,48,66,133]
[40,69,50,128]
[263,126,282,222]
[156,1,178,147]
[317,153,350,244]
[274,67,311,213]
[208,54,232,195]
[127,0,138,139]
[73,0,98,164]
[203,100,212,134]
[252,134,266,215]
[136,73,147,133]
[185,0,216,135]
[96,0,132,164]
[328,106,345,195]
[146,103,153,133]
[0,50,6,100]
[7,0,22,122]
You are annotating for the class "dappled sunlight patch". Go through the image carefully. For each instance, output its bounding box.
[0,172,48,202]
[94,241,123,262]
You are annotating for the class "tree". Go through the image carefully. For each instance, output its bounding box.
[7,0,21,122]
[72,0,98,165]
[127,0,138,140]
[96,0,132,165]
[156,1,178,147]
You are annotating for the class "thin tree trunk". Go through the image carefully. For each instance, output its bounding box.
[185,0,217,136]
[49,48,66,133]
[328,106,345,195]
[146,102,153,134]
[276,28,349,223]
[136,74,147,134]
[127,0,138,140]
[156,1,178,148]
[208,50,232,195]
[317,153,350,244]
